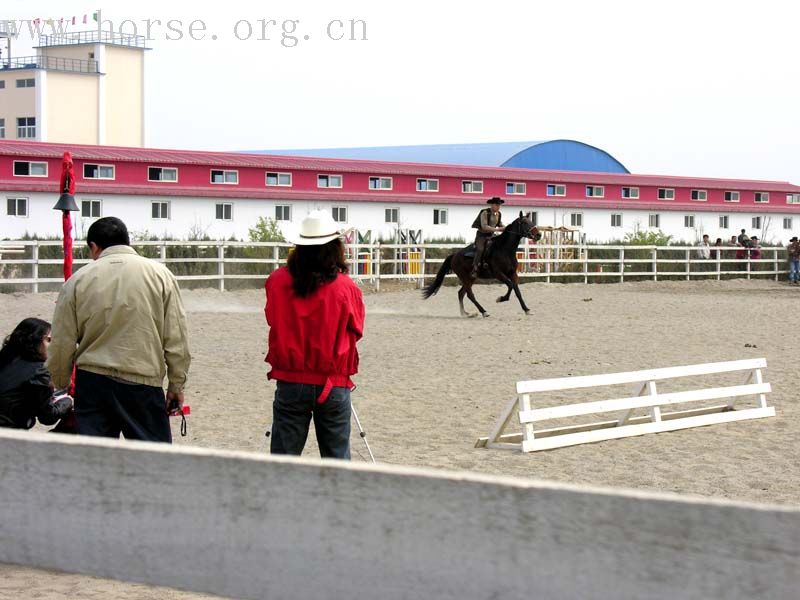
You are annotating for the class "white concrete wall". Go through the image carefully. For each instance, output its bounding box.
[2,191,798,244]
[0,429,797,600]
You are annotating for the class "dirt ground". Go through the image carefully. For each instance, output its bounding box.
[1,278,798,598]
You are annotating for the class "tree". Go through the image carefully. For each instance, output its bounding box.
[248,217,286,242]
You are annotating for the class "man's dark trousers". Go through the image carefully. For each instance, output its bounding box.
[74,369,172,442]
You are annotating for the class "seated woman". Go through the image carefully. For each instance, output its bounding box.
[0,318,73,429]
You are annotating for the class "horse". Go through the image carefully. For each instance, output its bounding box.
[422,212,541,317]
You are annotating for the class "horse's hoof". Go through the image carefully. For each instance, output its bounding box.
[482,312,490,318]
[524,310,531,316]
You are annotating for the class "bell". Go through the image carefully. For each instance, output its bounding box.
[53,193,79,212]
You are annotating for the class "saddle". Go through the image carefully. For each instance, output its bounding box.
[462,238,496,259]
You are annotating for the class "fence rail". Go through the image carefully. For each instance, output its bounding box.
[0,240,789,293]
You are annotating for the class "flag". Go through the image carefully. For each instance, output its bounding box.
[72,16,76,25]
[83,15,87,24]
[92,12,98,22]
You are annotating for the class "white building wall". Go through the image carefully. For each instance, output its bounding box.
[2,191,798,244]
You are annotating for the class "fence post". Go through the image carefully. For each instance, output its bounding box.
[716,250,721,281]
[774,248,779,282]
[32,242,39,294]
[583,246,588,284]
[159,243,167,263]
[273,245,279,275]
[619,247,625,283]
[746,252,751,280]
[375,244,382,293]
[685,248,691,281]
[218,242,225,292]
[419,246,426,289]
[545,245,551,284]
[651,247,658,281]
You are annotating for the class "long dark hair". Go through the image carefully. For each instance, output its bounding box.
[0,318,51,367]
[287,239,348,297]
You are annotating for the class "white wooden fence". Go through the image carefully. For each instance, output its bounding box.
[0,240,790,292]
[476,358,775,452]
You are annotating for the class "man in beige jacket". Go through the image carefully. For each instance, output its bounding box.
[48,217,190,442]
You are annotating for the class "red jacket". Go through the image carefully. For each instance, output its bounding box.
[265,267,364,401]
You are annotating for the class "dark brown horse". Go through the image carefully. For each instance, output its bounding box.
[422,213,541,317]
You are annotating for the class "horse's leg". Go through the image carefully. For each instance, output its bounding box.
[458,286,472,317]
[496,271,530,315]
[496,279,513,303]
[465,282,489,317]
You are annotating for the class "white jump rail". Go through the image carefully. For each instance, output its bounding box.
[476,358,775,452]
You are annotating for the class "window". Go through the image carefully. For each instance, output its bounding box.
[148,167,178,182]
[417,178,439,192]
[16,78,35,88]
[0,80,5,89]
[462,180,483,193]
[719,215,729,229]
[433,208,448,225]
[81,199,101,218]
[332,206,348,222]
[657,188,674,200]
[691,189,707,201]
[215,203,233,221]
[0,118,4,138]
[266,172,292,187]
[754,192,769,203]
[385,208,399,223]
[783,217,793,230]
[621,186,639,199]
[787,193,800,204]
[6,197,28,217]
[16,117,35,138]
[13,161,48,177]
[151,201,169,219]
[586,185,604,198]
[318,174,343,188]
[724,191,740,202]
[546,184,565,197]
[752,216,762,229]
[684,215,695,228]
[570,213,583,227]
[369,176,393,190]
[649,214,660,228]
[611,214,622,227]
[275,205,291,221]
[83,163,115,179]
[524,211,538,226]
[506,182,526,195]
[211,169,238,184]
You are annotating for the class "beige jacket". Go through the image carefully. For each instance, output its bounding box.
[48,246,190,393]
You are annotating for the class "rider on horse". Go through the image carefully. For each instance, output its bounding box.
[471,196,505,278]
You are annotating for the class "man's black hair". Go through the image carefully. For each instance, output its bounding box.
[87,217,130,249]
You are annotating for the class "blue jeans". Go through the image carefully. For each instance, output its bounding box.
[271,382,351,459]
[790,259,799,283]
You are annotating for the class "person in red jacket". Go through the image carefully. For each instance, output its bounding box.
[264,210,365,459]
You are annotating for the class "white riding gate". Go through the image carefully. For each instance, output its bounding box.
[476,358,775,452]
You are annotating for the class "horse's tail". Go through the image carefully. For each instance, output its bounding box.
[422,253,454,299]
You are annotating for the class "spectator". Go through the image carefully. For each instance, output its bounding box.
[264,210,365,460]
[787,236,800,284]
[697,234,711,259]
[48,217,190,443]
[749,236,762,260]
[0,318,73,429]
[737,229,751,247]
[711,237,723,260]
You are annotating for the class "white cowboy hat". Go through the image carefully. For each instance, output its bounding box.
[293,209,343,245]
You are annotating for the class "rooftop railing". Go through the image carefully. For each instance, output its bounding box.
[0,55,99,74]
[38,30,147,48]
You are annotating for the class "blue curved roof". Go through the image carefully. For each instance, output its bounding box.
[250,139,629,173]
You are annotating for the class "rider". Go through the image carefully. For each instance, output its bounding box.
[471,196,505,278]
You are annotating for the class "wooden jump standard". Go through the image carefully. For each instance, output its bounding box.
[476,358,775,452]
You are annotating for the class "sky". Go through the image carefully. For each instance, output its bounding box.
[5,0,800,182]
